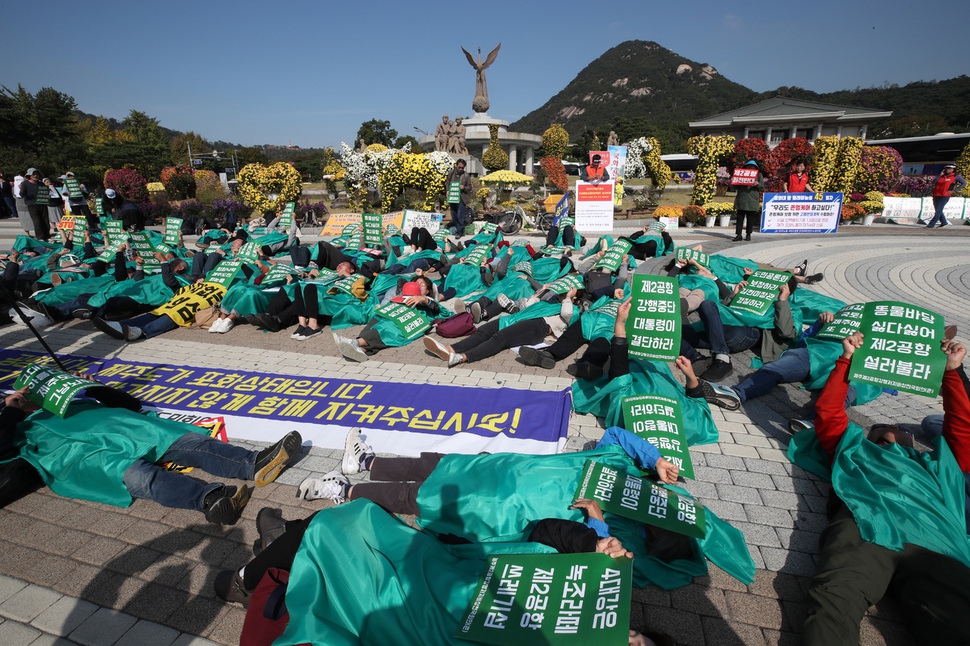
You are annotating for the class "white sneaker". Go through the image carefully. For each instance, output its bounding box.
[496,293,518,314]
[297,471,349,503]
[123,325,143,341]
[448,352,464,368]
[220,319,235,333]
[209,318,224,333]
[333,333,368,362]
[452,299,466,314]
[423,337,451,361]
[341,427,374,475]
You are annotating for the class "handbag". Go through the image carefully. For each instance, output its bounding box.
[435,311,475,338]
[240,567,289,646]
[194,305,221,329]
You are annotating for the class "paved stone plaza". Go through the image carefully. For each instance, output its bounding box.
[0,218,966,645]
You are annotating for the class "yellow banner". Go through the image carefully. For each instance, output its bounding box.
[152,282,227,326]
[320,212,405,236]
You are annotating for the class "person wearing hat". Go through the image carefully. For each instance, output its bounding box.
[581,153,610,184]
[926,163,967,229]
[63,172,94,228]
[20,168,51,241]
[790,333,970,644]
[732,160,764,242]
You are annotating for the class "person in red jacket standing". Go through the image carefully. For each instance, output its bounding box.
[798,332,970,645]
[783,159,813,193]
[926,163,967,229]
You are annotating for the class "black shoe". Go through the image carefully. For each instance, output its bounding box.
[248,312,282,332]
[203,485,251,525]
[298,326,322,340]
[72,307,94,320]
[939,222,949,228]
[701,358,734,383]
[566,361,603,381]
[254,431,303,487]
[744,235,751,241]
[214,569,251,606]
[92,316,126,340]
[794,259,808,276]
[805,273,824,285]
[700,379,741,411]
[519,346,556,369]
[732,236,743,242]
[253,507,286,556]
[788,419,814,435]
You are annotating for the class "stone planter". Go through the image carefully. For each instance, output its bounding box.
[719,215,732,227]
[705,216,716,227]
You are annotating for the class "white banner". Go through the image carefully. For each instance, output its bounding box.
[575,180,615,231]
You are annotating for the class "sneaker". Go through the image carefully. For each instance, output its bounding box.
[700,380,741,411]
[469,302,482,324]
[213,569,251,606]
[565,362,603,380]
[423,336,452,361]
[290,325,309,339]
[496,293,519,314]
[452,299,466,314]
[247,313,282,332]
[253,430,303,487]
[220,318,235,333]
[701,358,734,383]
[519,346,556,369]
[939,222,950,228]
[71,307,94,320]
[123,325,143,341]
[341,427,374,475]
[92,316,126,340]
[334,333,368,362]
[447,352,464,368]
[252,507,286,556]
[297,471,349,503]
[945,324,958,341]
[298,326,322,340]
[203,485,251,525]
[788,418,814,435]
[209,318,225,333]
[793,259,808,276]
[805,273,824,285]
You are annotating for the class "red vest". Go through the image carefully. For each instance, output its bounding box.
[585,165,605,180]
[933,173,957,197]
[788,172,810,192]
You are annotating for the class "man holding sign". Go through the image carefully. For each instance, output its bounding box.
[791,333,970,645]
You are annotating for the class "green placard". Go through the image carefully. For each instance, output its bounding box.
[559,215,575,228]
[206,258,243,288]
[342,223,361,236]
[574,460,706,538]
[815,303,865,341]
[155,243,172,256]
[729,270,791,317]
[481,222,498,235]
[463,242,492,267]
[33,187,50,206]
[447,181,461,204]
[128,231,160,273]
[626,275,681,362]
[328,275,359,296]
[541,245,569,256]
[13,362,92,418]
[361,213,384,249]
[433,228,450,244]
[103,220,127,248]
[163,217,181,246]
[456,552,631,646]
[593,239,632,272]
[621,395,694,479]
[262,263,303,285]
[96,248,116,263]
[848,301,947,397]
[236,241,260,262]
[64,177,83,199]
[545,274,584,295]
[386,223,402,238]
[591,299,620,318]
[95,198,105,215]
[344,232,362,249]
[374,302,430,341]
[279,202,296,230]
[647,222,666,234]
[512,261,533,276]
[676,247,710,268]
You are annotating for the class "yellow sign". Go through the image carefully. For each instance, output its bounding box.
[320,212,406,236]
[152,282,227,326]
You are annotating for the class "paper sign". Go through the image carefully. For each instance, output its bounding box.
[447,181,461,205]
[362,213,384,249]
[627,275,681,362]
[163,217,181,246]
[575,181,614,231]
[593,239,632,273]
[760,193,843,234]
[730,167,759,186]
[374,302,430,342]
[729,270,791,317]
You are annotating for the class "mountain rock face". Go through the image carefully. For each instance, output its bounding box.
[511,40,757,134]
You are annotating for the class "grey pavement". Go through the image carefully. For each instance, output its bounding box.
[0,217,967,644]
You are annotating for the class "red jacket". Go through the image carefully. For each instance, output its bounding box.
[814,357,970,472]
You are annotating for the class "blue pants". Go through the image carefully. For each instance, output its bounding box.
[450,202,467,233]
[124,312,179,338]
[733,348,811,402]
[681,300,761,359]
[122,433,257,511]
[927,196,950,227]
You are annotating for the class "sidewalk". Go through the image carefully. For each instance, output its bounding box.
[0,219,965,644]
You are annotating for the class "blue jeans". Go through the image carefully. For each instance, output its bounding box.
[927,197,950,227]
[123,433,257,511]
[733,347,811,402]
[681,300,761,359]
[124,312,178,338]
[384,258,431,275]
[450,202,467,233]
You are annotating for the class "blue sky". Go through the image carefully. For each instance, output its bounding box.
[4,0,967,149]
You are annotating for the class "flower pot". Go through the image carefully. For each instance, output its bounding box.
[685,222,694,228]
[705,216,716,227]
[719,215,732,227]
[863,214,876,226]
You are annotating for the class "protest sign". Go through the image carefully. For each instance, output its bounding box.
[575,181,614,231]
[540,245,569,256]
[152,282,227,326]
[574,460,706,538]
[104,219,126,245]
[607,145,627,207]
[278,202,296,230]
[163,217,182,246]
[456,551,631,645]
[545,274,584,295]
[64,177,84,199]
[675,247,709,268]
[362,212,384,249]
[236,241,260,262]
[621,395,694,479]
[761,193,842,234]
[447,181,462,205]
[729,270,791,317]
[730,167,759,186]
[463,242,492,267]
[814,303,865,341]
[262,263,303,285]
[402,209,444,234]
[627,275,680,362]
[847,301,946,397]
[128,231,160,273]
[328,276,360,296]
[593,239,632,273]
[374,302,430,342]
[480,222,498,235]
[95,198,105,216]
[206,258,243,288]
[13,362,92,418]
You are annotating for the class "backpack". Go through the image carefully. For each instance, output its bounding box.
[434,311,475,337]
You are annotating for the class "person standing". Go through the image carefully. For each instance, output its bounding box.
[581,154,610,183]
[445,158,471,237]
[0,172,14,218]
[12,173,31,236]
[784,159,813,193]
[732,160,764,242]
[21,168,50,241]
[63,171,94,228]
[926,163,966,229]
[43,178,63,228]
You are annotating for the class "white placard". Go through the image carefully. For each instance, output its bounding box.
[575,180,615,231]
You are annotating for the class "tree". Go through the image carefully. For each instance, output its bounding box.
[122,110,167,147]
[870,114,950,139]
[393,135,421,150]
[170,131,210,166]
[357,119,397,147]
[0,85,89,176]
